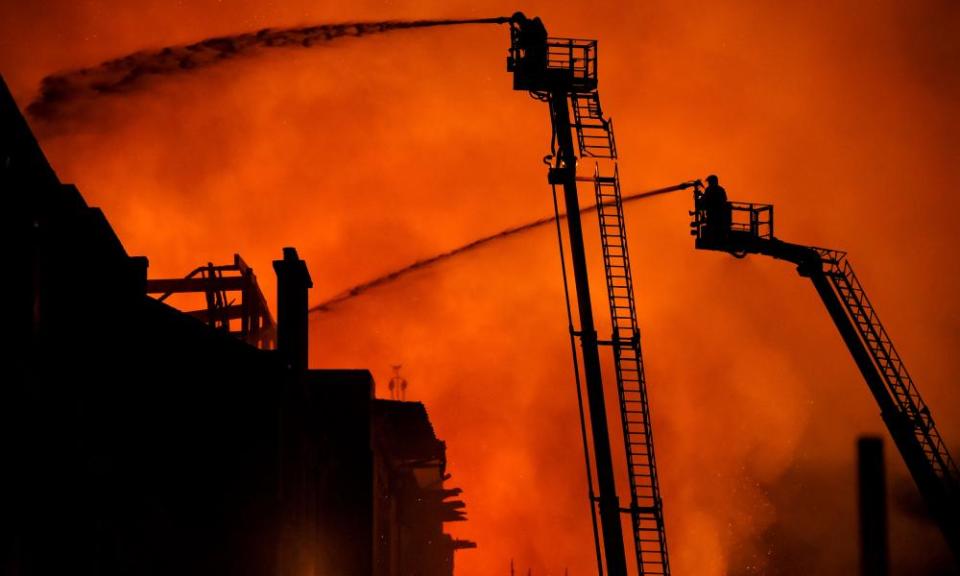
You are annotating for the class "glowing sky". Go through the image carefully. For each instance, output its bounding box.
[2,1,958,574]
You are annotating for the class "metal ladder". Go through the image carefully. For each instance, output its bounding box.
[823,252,960,485]
[572,93,617,159]
[573,92,670,576]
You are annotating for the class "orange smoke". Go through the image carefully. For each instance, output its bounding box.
[2,0,958,574]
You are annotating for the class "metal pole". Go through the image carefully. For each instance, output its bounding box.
[858,436,890,576]
[549,88,628,576]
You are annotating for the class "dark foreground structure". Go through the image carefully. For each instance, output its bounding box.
[1,74,471,576]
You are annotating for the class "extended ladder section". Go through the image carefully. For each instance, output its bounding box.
[593,163,669,575]
[692,200,960,562]
[573,93,617,159]
[508,25,671,574]
[820,250,960,486]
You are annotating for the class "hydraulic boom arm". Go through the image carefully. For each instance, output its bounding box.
[507,14,673,576]
[691,194,960,563]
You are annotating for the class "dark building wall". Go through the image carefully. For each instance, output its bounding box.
[371,401,470,576]
[286,369,375,576]
[11,274,287,575]
[1,70,281,574]
[1,73,379,576]
[2,73,464,576]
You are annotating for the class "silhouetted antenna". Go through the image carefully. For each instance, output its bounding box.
[388,364,409,401]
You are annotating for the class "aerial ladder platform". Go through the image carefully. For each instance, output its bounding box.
[690,190,960,563]
[506,14,676,576]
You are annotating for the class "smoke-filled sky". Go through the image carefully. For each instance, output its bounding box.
[2,1,958,574]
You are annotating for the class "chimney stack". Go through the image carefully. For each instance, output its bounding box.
[858,436,889,576]
[273,247,312,371]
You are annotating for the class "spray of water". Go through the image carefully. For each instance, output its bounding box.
[26,17,510,120]
[310,183,695,313]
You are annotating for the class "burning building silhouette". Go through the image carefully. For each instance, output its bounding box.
[1,73,472,576]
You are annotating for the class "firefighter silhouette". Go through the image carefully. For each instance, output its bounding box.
[511,12,548,75]
[700,174,731,239]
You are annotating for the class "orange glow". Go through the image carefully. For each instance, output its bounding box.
[2,1,957,574]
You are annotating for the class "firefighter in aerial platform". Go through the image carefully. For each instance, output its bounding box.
[510,12,549,81]
[697,174,732,241]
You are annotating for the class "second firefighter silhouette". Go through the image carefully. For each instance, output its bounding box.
[510,12,548,77]
[698,174,732,240]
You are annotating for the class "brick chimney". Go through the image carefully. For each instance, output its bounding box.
[273,247,312,371]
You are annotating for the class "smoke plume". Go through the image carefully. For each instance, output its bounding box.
[7,1,957,573]
[26,17,508,120]
[309,184,692,313]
